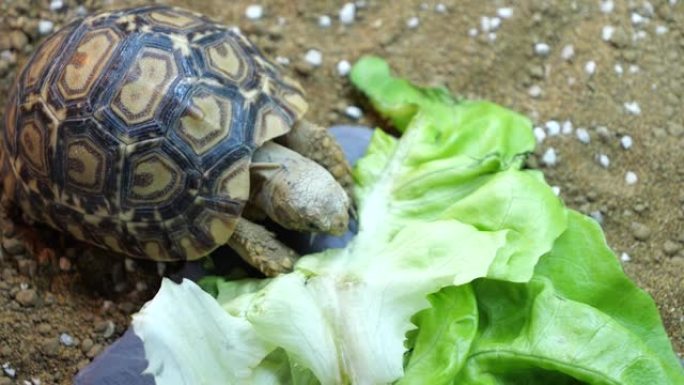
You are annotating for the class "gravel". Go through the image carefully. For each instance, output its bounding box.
[59,333,75,347]
[497,7,513,18]
[631,222,652,241]
[597,154,610,168]
[318,15,332,28]
[576,128,591,143]
[585,61,597,75]
[336,60,351,76]
[406,16,420,29]
[304,49,323,67]
[245,5,264,20]
[624,101,641,115]
[561,44,575,60]
[625,171,638,185]
[541,148,558,166]
[663,240,681,256]
[344,105,363,120]
[620,135,633,149]
[545,120,561,136]
[534,42,550,56]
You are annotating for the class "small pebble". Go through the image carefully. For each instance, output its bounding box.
[406,16,420,29]
[304,49,322,67]
[585,61,596,75]
[628,65,639,74]
[344,106,363,120]
[318,15,332,28]
[655,25,668,35]
[576,128,590,143]
[468,28,478,37]
[590,210,604,224]
[435,3,447,13]
[49,0,64,11]
[663,240,681,256]
[620,135,633,149]
[534,42,550,56]
[15,289,38,307]
[533,127,546,143]
[275,56,290,66]
[81,338,94,353]
[497,7,514,19]
[561,44,574,61]
[601,25,615,41]
[59,333,74,347]
[551,186,561,196]
[40,337,60,356]
[562,120,573,134]
[631,12,647,25]
[597,154,610,168]
[336,60,351,76]
[600,0,614,13]
[620,252,631,262]
[528,85,542,98]
[545,120,561,136]
[339,3,356,24]
[541,148,558,167]
[2,363,16,378]
[38,20,54,35]
[631,222,651,241]
[614,64,624,75]
[596,126,611,141]
[86,344,103,359]
[625,171,638,185]
[624,101,641,115]
[245,5,264,20]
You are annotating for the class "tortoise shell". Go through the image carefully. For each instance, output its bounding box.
[1,6,309,261]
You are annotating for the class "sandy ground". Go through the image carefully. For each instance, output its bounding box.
[0,0,682,383]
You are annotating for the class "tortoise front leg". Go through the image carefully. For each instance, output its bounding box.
[227,217,298,277]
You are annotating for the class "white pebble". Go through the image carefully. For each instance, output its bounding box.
[620,252,631,262]
[318,15,332,28]
[275,56,290,65]
[634,30,648,40]
[435,3,448,13]
[489,17,501,30]
[576,128,591,143]
[590,210,604,224]
[562,120,574,134]
[534,42,551,56]
[541,148,558,166]
[620,135,633,149]
[480,16,492,32]
[629,65,640,74]
[406,16,420,29]
[625,171,638,184]
[561,44,575,60]
[600,0,614,13]
[336,59,351,76]
[551,186,561,196]
[601,25,615,41]
[584,60,596,75]
[75,5,87,16]
[487,32,497,42]
[533,127,547,143]
[631,12,647,25]
[598,153,610,168]
[245,5,264,20]
[545,120,561,136]
[304,49,323,67]
[3,364,16,378]
[49,0,64,11]
[624,101,641,115]
[468,28,478,37]
[345,105,363,120]
[614,64,624,75]
[38,20,54,35]
[528,85,542,98]
[339,3,356,24]
[497,7,514,19]
[655,25,668,35]
[59,333,75,346]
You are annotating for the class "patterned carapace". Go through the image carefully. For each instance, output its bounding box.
[1,6,309,261]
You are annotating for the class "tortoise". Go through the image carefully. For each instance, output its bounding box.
[0,5,353,276]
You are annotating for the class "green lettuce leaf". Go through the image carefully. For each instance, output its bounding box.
[131,56,683,385]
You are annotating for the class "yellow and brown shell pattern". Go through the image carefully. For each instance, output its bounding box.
[1,6,309,261]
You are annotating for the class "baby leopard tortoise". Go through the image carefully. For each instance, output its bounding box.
[1,5,353,276]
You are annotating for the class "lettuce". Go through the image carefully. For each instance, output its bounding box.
[131,57,683,385]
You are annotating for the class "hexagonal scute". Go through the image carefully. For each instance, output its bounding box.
[213,157,250,202]
[252,103,292,146]
[203,35,251,84]
[65,136,107,193]
[125,150,185,206]
[146,9,202,29]
[111,46,179,126]
[57,28,121,101]
[176,88,233,155]
[18,120,49,176]
[25,27,71,91]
